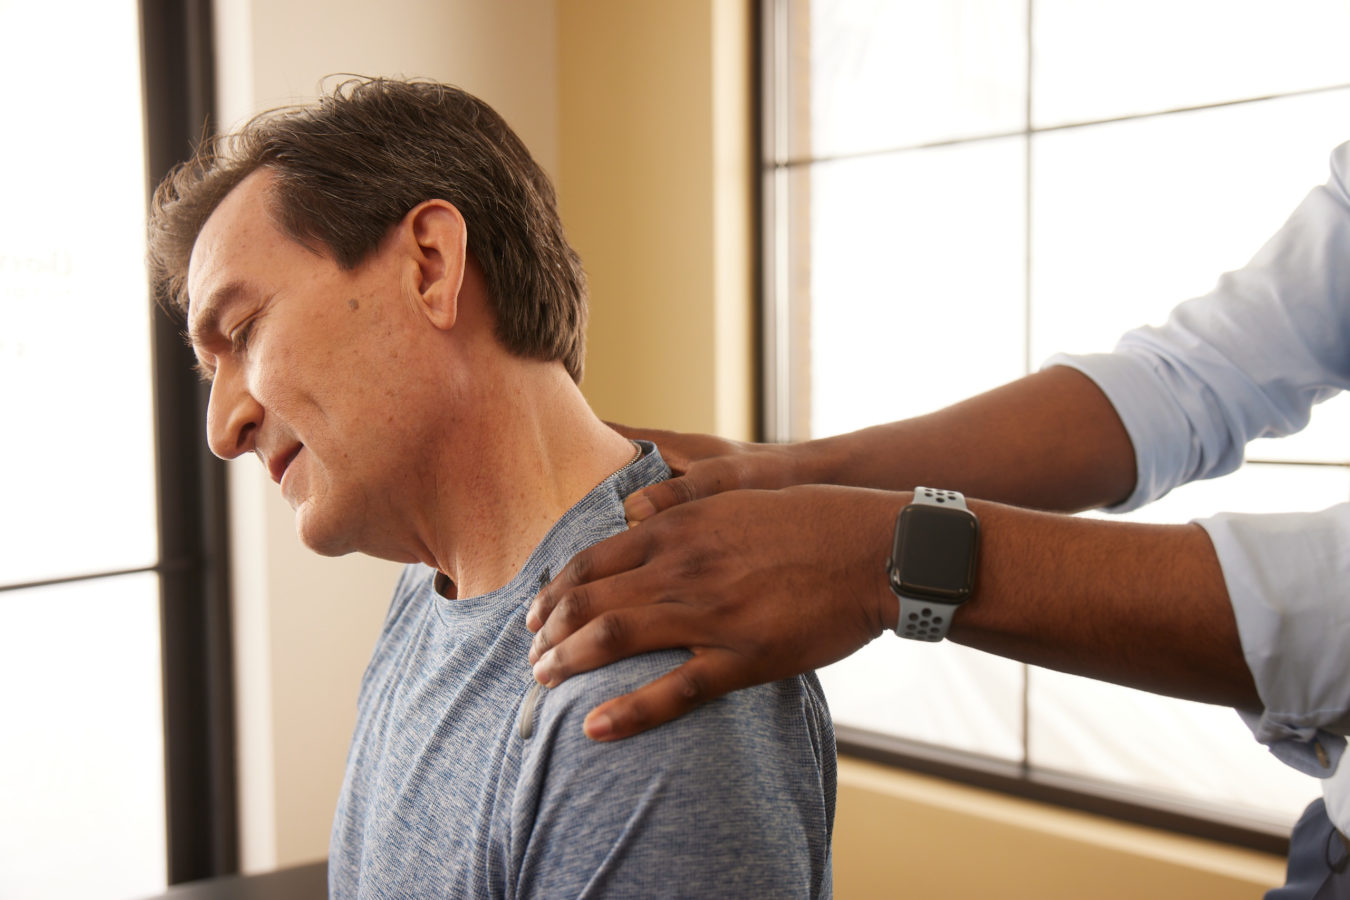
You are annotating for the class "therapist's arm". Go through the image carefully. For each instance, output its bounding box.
[527,367,1258,739]
[618,366,1138,520]
[530,484,1257,740]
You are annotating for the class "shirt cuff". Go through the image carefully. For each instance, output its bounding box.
[1200,507,1350,777]
[1238,709,1345,778]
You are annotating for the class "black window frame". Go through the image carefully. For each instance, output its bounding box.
[141,0,239,882]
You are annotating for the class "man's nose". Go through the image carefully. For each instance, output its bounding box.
[205,364,262,460]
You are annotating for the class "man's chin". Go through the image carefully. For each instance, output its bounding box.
[294,507,356,558]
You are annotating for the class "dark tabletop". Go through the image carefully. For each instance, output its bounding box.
[133,862,327,900]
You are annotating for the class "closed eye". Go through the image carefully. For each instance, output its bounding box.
[229,319,255,354]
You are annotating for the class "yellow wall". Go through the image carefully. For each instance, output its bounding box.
[836,759,1284,898]
[558,0,756,438]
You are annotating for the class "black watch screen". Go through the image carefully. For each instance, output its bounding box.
[889,504,979,602]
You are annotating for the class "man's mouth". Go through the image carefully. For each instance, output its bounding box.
[269,445,303,485]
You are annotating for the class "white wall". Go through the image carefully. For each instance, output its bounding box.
[210,0,560,870]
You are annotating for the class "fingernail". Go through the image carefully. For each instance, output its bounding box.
[532,653,553,686]
[525,608,540,633]
[585,712,613,740]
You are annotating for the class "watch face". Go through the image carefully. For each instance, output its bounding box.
[892,505,978,601]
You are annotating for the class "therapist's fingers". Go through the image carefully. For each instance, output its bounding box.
[527,485,901,733]
[528,568,683,671]
[607,423,733,474]
[608,424,770,522]
[623,474,707,523]
[580,652,739,741]
[530,600,707,687]
[526,523,656,638]
[621,447,794,522]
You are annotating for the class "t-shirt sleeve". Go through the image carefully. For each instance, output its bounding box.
[508,650,836,899]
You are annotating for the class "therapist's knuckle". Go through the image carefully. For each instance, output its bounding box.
[673,549,713,581]
[554,585,596,626]
[563,550,596,586]
[667,477,700,506]
[593,611,631,653]
[673,666,707,705]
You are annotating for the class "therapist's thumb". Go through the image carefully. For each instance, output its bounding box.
[623,476,702,523]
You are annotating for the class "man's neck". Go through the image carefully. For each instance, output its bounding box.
[414,359,636,599]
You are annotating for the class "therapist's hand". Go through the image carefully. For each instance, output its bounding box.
[610,424,819,523]
[527,484,904,740]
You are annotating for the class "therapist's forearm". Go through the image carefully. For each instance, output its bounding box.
[529,486,1260,741]
[946,500,1260,711]
[803,367,1256,706]
[802,366,1137,513]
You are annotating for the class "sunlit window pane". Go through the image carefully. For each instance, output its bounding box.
[1031,90,1350,465]
[808,138,1026,438]
[1028,671,1320,827]
[821,641,1025,762]
[0,0,158,587]
[1246,397,1350,464]
[798,0,1027,159]
[1031,90,1350,360]
[0,3,167,898]
[1033,0,1350,128]
[0,575,167,899]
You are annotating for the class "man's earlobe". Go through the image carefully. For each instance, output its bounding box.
[408,200,467,331]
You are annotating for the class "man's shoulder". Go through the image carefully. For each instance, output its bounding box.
[511,651,836,899]
[530,649,833,759]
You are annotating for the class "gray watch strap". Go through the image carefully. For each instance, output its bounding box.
[894,487,968,642]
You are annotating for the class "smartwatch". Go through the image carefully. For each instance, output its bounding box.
[888,487,980,642]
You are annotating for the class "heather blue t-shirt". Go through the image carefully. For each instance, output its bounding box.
[329,444,836,898]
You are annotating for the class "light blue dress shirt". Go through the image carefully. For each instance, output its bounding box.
[1050,141,1350,832]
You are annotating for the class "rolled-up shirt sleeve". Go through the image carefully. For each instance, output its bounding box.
[1046,141,1350,776]
[1202,507,1350,777]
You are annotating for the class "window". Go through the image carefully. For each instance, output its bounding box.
[764,0,1350,842]
[0,5,165,896]
[0,2,233,896]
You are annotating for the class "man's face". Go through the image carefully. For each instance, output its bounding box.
[186,169,422,559]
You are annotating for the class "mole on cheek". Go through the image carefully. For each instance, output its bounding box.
[347,298,360,311]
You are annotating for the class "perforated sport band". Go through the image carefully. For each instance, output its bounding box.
[893,488,969,642]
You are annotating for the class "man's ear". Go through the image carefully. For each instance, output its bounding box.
[404,200,467,331]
